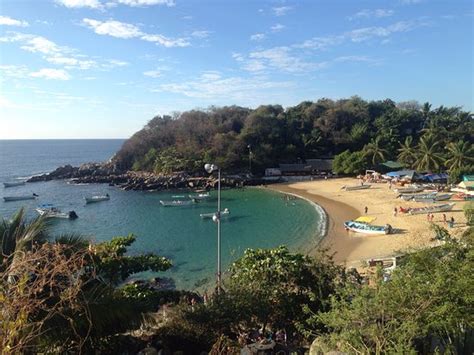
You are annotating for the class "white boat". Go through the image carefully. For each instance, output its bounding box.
[343,184,371,191]
[188,192,210,200]
[399,192,436,201]
[3,194,38,202]
[36,204,78,219]
[413,193,451,203]
[3,181,26,188]
[85,194,110,203]
[200,208,230,219]
[344,220,392,235]
[407,203,455,215]
[395,186,424,194]
[160,199,195,207]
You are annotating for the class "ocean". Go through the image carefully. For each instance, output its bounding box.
[0,140,324,290]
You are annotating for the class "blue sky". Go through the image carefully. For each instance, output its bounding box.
[0,0,472,139]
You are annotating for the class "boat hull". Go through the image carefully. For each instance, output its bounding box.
[344,221,390,235]
[344,185,371,191]
[160,200,194,207]
[3,182,26,188]
[408,203,455,215]
[3,195,36,202]
[85,196,110,203]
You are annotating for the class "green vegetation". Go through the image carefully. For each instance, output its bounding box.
[1,205,473,353]
[114,98,473,180]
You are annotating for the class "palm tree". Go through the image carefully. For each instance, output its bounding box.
[397,136,417,169]
[414,135,444,172]
[363,136,388,166]
[445,140,474,171]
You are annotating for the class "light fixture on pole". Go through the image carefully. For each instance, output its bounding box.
[204,163,222,294]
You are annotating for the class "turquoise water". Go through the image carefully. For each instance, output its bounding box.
[0,140,323,290]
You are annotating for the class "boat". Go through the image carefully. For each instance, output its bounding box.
[344,220,392,235]
[343,184,371,191]
[3,181,26,188]
[160,199,195,207]
[395,186,424,194]
[399,192,436,201]
[85,194,110,203]
[188,192,210,200]
[36,204,78,219]
[407,203,455,215]
[413,193,451,203]
[200,208,230,219]
[3,193,38,202]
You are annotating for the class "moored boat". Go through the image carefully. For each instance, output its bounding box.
[200,208,230,219]
[399,192,436,201]
[407,202,455,215]
[188,192,210,200]
[3,181,26,188]
[160,199,195,207]
[36,204,78,219]
[343,184,371,191]
[3,193,38,202]
[395,185,424,194]
[344,220,392,235]
[85,194,110,203]
[413,193,451,203]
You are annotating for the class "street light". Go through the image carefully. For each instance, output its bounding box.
[204,163,222,294]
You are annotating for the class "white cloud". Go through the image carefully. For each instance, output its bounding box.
[346,21,414,42]
[231,52,244,62]
[30,68,71,80]
[0,65,30,78]
[159,72,294,100]
[191,30,211,38]
[250,33,266,41]
[242,60,266,72]
[46,56,98,70]
[82,18,190,47]
[400,0,423,4]
[21,36,64,55]
[115,0,175,6]
[0,16,29,27]
[55,0,103,9]
[350,9,394,20]
[144,70,162,78]
[270,23,285,32]
[82,18,142,38]
[273,6,292,16]
[141,34,190,47]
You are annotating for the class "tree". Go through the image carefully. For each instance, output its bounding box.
[310,235,474,354]
[414,134,444,172]
[363,136,388,166]
[445,140,474,171]
[333,150,367,175]
[397,136,417,168]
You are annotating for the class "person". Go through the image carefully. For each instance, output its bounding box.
[450,216,455,228]
[389,180,392,190]
[393,207,398,217]
[364,206,368,214]
[443,214,447,224]
[430,213,435,222]
[427,213,430,221]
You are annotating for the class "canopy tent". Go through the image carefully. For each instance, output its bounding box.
[463,175,474,181]
[423,173,449,183]
[458,181,474,190]
[380,161,404,169]
[385,170,417,179]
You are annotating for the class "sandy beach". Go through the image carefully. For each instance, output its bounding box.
[270,178,468,268]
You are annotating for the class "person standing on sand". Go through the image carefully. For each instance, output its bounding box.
[364,206,368,214]
[443,214,447,224]
[394,207,398,217]
[389,180,392,190]
[427,213,430,222]
[450,216,455,228]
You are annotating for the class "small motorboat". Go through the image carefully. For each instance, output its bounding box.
[36,204,78,219]
[395,185,424,194]
[406,203,455,215]
[85,194,110,203]
[344,220,392,235]
[413,193,451,203]
[188,192,210,200]
[3,193,38,202]
[343,184,371,191]
[160,199,195,207]
[200,208,230,219]
[3,181,26,188]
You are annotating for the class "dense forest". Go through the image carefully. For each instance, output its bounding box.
[114,97,473,179]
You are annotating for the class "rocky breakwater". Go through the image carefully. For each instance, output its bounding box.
[27,163,264,191]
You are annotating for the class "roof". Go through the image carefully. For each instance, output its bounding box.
[306,159,333,171]
[380,160,404,169]
[279,164,312,172]
[463,175,474,181]
[424,173,449,182]
[385,170,416,178]
[458,181,474,189]
[279,159,333,172]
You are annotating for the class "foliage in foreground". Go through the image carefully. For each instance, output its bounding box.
[307,230,474,354]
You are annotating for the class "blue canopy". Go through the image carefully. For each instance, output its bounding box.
[424,173,449,182]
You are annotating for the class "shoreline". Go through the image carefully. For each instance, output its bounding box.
[269,179,468,268]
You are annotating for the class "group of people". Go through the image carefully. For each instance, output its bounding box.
[426,213,455,227]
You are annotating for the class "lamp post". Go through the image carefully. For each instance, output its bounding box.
[204,163,222,294]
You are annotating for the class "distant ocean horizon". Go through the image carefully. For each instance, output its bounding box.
[0,139,323,290]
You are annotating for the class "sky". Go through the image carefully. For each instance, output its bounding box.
[0,0,472,139]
